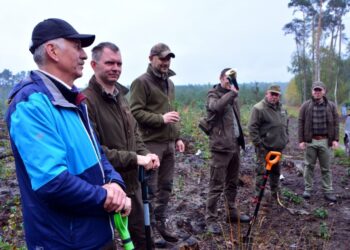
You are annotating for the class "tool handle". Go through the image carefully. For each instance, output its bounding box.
[114,213,135,250]
[265,151,281,171]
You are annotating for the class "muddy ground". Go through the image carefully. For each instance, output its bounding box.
[1,117,350,249]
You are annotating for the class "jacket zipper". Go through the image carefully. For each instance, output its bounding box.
[80,105,115,237]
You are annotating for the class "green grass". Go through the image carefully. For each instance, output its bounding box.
[281,188,303,204]
[313,207,328,219]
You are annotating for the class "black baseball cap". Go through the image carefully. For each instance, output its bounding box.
[29,18,95,54]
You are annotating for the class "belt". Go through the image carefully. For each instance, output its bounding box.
[312,135,327,140]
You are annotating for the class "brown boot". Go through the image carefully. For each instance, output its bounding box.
[156,220,178,242]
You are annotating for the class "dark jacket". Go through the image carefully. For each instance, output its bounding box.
[298,97,339,146]
[129,64,180,143]
[83,76,149,194]
[248,97,289,151]
[207,84,245,153]
[5,70,124,249]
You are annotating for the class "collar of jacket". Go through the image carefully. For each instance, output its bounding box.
[147,63,176,80]
[312,96,328,105]
[89,75,129,100]
[34,70,81,108]
[216,83,231,94]
[263,97,281,110]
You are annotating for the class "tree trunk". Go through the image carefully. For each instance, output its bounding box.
[315,0,323,82]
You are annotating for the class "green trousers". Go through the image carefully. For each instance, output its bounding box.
[303,139,333,193]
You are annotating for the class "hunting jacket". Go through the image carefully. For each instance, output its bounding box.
[83,76,150,194]
[248,97,289,151]
[129,64,180,143]
[298,96,339,146]
[207,84,245,153]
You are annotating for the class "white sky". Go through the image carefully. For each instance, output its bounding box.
[1,0,349,87]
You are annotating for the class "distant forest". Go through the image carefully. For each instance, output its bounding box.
[0,69,289,117]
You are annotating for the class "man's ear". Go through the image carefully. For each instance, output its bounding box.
[45,43,59,62]
[90,60,96,69]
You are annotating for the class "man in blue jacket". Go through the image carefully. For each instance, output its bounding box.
[5,18,130,250]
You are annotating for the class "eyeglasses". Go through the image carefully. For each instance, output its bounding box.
[270,92,280,97]
[313,88,323,92]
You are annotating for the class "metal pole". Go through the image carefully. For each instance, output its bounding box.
[139,166,152,250]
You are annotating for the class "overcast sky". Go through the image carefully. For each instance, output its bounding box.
[1,0,349,87]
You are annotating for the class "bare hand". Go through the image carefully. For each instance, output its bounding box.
[162,111,180,124]
[147,153,160,169]
[332,141,339,149]
[299,142,306,150]
[137,155,153,170]
[176,140,185,153]
[121,197,132,217]
[137,154,160,170]
[102,182,127,213]
[230,85,238,93]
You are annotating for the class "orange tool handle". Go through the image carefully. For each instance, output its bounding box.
[265,151,281,171]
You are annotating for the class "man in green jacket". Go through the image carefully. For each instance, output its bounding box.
[298,81,339,202]
[248,85,289,200]
[205,68,250,235]
[83,42,160,250]
[129,43,185,246]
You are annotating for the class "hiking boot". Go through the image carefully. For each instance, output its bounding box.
[226,210,250,224]
[156,220,178,243]
[207,222,221,235]
[302,191,311,199]
[152,226,167,248]
[324,193,337,203]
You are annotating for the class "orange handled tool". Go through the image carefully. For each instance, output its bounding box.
[265,151,281,171]
[243,151,282,244]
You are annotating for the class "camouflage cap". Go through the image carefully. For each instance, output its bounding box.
[267,85,281,94]
[150,43,175,58]
[312,81,326,90]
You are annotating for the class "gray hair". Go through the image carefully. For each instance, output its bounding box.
[91,42,120,61]
[33,38,66,66]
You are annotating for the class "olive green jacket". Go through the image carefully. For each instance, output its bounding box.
[83,76,149,194]
[129,64,180,143]
[248,97,289,151]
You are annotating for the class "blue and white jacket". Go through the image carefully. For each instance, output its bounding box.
[5,70,125,250]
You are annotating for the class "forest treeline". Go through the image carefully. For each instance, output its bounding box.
[0,68,288,117]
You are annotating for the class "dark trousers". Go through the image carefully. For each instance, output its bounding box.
[205,150,240,223]
[128,186,146,250]
[145,141,175,222]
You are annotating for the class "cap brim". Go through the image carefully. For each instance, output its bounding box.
[66,34,95,47]
[159,51,175,58]
[268,90,281,94]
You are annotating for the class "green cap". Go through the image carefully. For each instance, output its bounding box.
[312,81,326,90]
[267,85,281,94]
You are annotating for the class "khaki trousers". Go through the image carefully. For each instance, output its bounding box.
[303,138,333,193]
